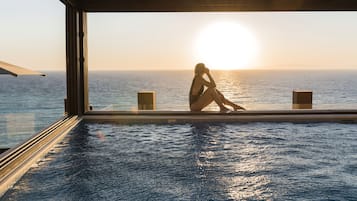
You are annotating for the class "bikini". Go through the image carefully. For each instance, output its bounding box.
[189,76,204,106]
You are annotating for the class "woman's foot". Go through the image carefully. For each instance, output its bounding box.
[233,105,246,111]
[220,106,231,113]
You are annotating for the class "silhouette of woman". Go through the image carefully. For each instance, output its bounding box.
[189,63,246,112]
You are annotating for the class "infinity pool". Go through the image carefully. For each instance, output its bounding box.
[2,122,357,200]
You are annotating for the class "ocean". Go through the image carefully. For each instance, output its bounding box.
[88,70,357,111]
[1,70,357,148]
[1,70,357,200]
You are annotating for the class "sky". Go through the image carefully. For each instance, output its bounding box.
[0,0,357,71]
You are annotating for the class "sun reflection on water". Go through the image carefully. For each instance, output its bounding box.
[191,124,273,200]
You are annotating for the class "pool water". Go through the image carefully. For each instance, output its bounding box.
[2,122,357,200]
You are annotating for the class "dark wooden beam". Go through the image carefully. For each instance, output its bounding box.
[65,6,89,116]
[65,6,78,115]
[79,13,89,115]
[71,0,357,12]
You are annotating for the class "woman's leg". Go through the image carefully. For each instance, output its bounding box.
[190,87,229,112]
[216,90,246,111]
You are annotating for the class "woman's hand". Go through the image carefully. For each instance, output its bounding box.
[204,67,216,88]
[205,67,210,74]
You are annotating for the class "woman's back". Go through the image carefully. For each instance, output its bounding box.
[189,76,204,106]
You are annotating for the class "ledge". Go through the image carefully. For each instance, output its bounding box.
[83,109,357,123]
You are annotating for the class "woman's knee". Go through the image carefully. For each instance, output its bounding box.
[208,87,223,99]
[206,87,216,94]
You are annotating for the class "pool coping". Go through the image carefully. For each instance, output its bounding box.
[83,109,357,123]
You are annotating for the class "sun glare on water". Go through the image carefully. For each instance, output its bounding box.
[194,21,259,70]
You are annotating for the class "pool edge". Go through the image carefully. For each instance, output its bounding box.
[0,116,81,197]
[83,110,357,124]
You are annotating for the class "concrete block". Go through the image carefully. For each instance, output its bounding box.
[138,91,156,110]
[293,90,312,109]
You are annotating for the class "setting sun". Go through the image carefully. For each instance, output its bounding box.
[194,21,259,70]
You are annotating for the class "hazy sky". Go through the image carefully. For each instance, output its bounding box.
[1,0,357,71]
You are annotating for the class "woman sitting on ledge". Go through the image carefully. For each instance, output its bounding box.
[189,63,246,112]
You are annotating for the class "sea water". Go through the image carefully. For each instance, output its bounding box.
[88,70,357,111]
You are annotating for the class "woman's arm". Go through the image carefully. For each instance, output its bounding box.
[205,68,216,88]
[196,68,216,88]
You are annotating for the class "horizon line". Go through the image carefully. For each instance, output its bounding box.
[40,68,357,72]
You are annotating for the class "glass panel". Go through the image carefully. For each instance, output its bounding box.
[0,1,65,150]
[0,73,66,149]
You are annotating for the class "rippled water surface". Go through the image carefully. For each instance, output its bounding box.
[88,70,357,110]
[2,122,357,200]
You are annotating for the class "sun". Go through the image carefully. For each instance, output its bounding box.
[194,21,259,70]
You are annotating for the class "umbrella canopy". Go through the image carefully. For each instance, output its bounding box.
[0,60,45,77]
